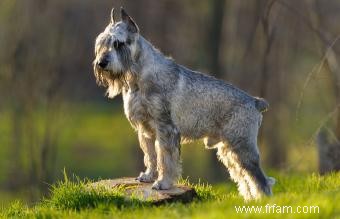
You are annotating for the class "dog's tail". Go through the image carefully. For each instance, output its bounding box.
[254,97,269,113]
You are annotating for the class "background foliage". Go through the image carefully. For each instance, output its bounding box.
[0,0,340,205]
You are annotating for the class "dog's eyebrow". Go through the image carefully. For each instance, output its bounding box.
[96,33,108,47]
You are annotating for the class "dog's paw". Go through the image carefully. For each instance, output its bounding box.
[136,171,156,183]
[151,179,173,190]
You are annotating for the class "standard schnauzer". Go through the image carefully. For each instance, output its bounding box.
[93,7,275,200]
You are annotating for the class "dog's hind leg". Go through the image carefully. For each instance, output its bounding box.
[217,144,252,200]
[217,140,275,200]
[136,128,157,182]
[152,124,181,190]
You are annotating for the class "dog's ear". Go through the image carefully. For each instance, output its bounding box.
[110,8,115,24]
[120,7,139,33]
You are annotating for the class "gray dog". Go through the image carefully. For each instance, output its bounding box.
[93,7,275,200]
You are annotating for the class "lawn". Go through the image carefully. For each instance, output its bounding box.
[1,172,339,219]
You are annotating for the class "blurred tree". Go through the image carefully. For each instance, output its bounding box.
[259,0,286,168]
[207,0,226,79]
[1,0,64,193]
[206,0,228,181]
[312,0,340,173]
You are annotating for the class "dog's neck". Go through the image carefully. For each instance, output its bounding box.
[131,36,174,77]
[120,36,175,94]
[137,36,172,67]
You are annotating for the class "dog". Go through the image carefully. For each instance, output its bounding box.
[93,7,275,200]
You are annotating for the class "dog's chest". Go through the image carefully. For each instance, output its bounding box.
[122,89,149,129]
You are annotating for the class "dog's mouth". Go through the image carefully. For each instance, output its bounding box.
[93,63,125,87]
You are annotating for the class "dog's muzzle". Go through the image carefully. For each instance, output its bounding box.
[96,54,110,69]
[97,58,109,69]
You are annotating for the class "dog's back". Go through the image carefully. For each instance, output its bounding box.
[166,64,266,140]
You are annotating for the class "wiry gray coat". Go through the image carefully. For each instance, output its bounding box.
[93,8,275,200]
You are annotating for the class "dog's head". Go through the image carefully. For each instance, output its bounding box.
[93,7,139,98]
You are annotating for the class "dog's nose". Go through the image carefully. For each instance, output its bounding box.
[98,58,109,68]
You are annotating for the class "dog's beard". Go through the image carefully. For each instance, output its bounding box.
[93,45,135,98]
[93,65,124,98]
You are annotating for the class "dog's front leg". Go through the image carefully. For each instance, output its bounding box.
[152,124,181,190]
[136,128,157,182]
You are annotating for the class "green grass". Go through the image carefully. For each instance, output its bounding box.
[1,172,339,219]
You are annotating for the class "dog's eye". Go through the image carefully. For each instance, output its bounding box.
[113,40,124,50]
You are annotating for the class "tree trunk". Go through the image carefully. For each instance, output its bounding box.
[207,0,228,181]
[207,0,226,79]
[259,0,286,168]
[317,130,340,174]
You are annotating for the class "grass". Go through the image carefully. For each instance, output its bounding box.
[1,172,339,219]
